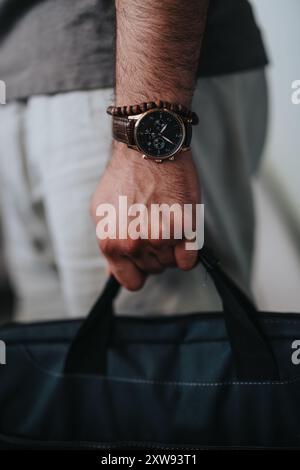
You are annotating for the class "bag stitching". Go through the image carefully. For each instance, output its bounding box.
[23,346,300,387]
[263,319,300,325]
[0,433,293,449]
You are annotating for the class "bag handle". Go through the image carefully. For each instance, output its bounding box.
[64,247,279,380]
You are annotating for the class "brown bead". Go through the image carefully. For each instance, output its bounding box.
[106,100,199,125]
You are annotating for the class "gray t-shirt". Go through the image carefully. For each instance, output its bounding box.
[0,0,268,101]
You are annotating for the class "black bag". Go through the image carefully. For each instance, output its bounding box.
[0,248,300,449]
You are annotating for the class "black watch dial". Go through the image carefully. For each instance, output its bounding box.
[134,109,185,159]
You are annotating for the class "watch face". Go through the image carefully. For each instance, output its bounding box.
[134,109,185,159]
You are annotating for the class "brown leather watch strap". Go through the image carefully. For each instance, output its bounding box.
[112,116,135,146]
[184,121,192,148]
[112,115,192,150]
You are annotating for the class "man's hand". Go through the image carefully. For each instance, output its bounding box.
[91,143,201,290]
[91,0,209,289]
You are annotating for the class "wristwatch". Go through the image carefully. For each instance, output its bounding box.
[107,101,199,163]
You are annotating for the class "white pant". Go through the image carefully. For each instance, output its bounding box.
[0,71,267,321]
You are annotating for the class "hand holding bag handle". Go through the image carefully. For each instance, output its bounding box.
[64,247,280,380]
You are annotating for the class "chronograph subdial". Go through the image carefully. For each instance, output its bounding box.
[134,109,186,160]
[153,137,166,150]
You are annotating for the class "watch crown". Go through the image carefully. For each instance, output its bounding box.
[154,159,163,164]
[168,156,175,161]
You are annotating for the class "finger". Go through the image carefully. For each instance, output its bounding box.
[150,245,177,267]
[130,250,165,274]
[174,241,198,271]
[148,236,178,249]
[108,255,147,291]
[105,261,111,275]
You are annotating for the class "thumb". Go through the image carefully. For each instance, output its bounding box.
[174,240,198,271]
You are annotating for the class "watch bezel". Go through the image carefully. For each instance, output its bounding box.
[133,108,186,160]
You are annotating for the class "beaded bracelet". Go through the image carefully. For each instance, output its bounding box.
[106,100,199,125]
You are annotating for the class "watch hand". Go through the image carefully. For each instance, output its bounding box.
[160,124,167,134]
[161,135,174,145]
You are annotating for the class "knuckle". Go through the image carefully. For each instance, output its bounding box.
[149,236,169,248]
[99,238,116,257]
[149,237,161,248]
[124,239,142,257]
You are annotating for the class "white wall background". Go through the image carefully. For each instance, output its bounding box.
[251,0,300,226]
[250,0,300,311]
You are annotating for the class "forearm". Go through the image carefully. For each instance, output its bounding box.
[115,0,210,108]
[93,1,207,288]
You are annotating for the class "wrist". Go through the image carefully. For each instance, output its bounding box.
[111,141,194,173]
[116,91,193,110]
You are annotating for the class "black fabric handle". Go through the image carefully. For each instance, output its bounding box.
[64,247,279,380]
[200,248,279,380]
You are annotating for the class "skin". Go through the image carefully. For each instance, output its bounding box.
[91,0,210,290]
